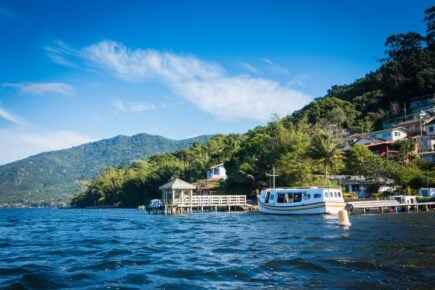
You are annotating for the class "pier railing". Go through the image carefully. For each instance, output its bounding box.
[180,195,247,207]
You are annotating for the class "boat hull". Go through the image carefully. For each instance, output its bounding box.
[257,199,345,215]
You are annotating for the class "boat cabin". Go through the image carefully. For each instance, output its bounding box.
[260,187,344,206]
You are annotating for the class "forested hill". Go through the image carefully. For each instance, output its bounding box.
[290,6,435,132]
[0,133,211,206]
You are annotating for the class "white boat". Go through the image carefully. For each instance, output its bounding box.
[257,187,346,215]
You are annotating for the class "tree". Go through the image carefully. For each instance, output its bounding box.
[309,131,344,178]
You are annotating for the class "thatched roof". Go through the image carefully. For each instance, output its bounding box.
[159,178,196,190]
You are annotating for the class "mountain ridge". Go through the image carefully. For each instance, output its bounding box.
[0,133,212,206]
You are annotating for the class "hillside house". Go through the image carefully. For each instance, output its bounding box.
[424,118,435,136]
[366,141,398,157]
[368,127,407,142]
[206,163,227,180]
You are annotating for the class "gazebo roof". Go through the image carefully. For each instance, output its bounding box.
[159,178,196,190]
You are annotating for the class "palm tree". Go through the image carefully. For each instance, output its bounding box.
[310,131,344,179]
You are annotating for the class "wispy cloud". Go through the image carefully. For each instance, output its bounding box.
[48,40,312,121]
[0,129,96,165]
[44,40,82,68]
[241,62,258,73]
[262,58,291,78]
[0,106,27,127]
[0,5,23,21]
[3,82,75,96]
[112,99,156,113]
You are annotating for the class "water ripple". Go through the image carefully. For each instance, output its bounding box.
[0,209,434,289]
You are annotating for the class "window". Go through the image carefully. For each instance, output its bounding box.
[270,194,275,201]
[294,193,302,202]
[325,192,329,198]
[430,126,434,132]
[314,193,321,198]
[303,193,311,200]
[286,193,293,203]
[277,193,285,203]
[394,131,401,137]
[338,192,342,198]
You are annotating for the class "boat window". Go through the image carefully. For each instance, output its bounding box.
[303,193,311,200]
[314,193,321,198]
[338,192,341,198]
[286,193,293,203]
[335,192,339,197]
[325,192,329,198]
[294,193,302,202]
[277,193,285,203]
[265,192,270,203]
[270,194,275,201]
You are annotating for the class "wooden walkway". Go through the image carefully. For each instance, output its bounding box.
[165,195,248,214]
[347,200,435,214]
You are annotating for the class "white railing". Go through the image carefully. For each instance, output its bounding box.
[348,200,400,208]
[179,195,246,206]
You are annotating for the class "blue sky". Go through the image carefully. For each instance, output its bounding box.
[0,0,432,164]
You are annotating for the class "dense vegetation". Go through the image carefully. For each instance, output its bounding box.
[0,134,211,206]
[71,6,435,208]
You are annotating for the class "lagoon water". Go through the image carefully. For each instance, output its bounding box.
[0,209,434,289]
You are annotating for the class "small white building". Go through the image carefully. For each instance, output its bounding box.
[206,163,227,180]
[368,127,407,142]
[418,188,435,198]
[388,195,417,204]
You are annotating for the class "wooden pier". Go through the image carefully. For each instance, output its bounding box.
[158,178,249,215]
[165,194,248,214]
[346,200,435,214]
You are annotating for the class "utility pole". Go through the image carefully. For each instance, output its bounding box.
[266,167,279,189]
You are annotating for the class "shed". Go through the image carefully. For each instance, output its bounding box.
[159,178,196,206]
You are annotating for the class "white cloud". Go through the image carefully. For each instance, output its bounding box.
[0,106,27,127]
[112,99,156,113]
[0,129,96,165]
[49,40,312,121]
[3,82,75,96]
[263,58,291,78]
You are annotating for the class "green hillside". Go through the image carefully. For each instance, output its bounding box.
[0,133,211,207]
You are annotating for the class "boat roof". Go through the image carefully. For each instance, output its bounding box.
[262,187,341,192]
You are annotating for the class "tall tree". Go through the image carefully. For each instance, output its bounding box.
[310,131,344,178]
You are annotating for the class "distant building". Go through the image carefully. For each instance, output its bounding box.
[382,94,435,129]
[328,175,394,198]
[419,151,435,163]
[206,163,227,180]
[409,94,435,114]
[368,127,407,142]
[424,118,435,136]
[366,141,398,157]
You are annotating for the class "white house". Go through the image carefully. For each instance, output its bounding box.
[368,127,407,142]
[206,163,227,180]
[424,118,435,136]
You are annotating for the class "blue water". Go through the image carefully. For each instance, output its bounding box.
[0,209,434,289]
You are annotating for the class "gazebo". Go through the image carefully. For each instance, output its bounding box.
[159,178,196,213]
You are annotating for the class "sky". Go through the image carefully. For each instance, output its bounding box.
[0,0,432,165]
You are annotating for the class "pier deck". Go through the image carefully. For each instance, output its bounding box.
[347,200,435,214]
[165,195,248,214]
